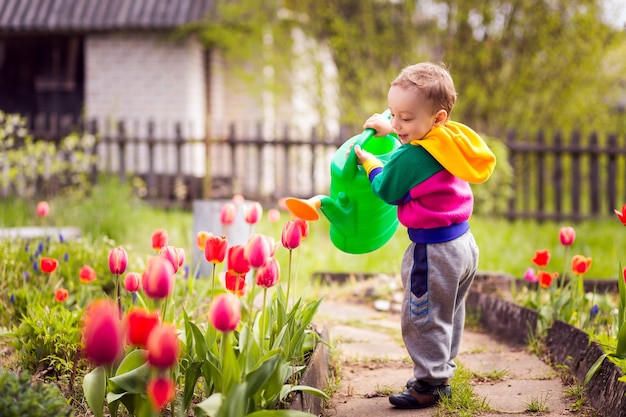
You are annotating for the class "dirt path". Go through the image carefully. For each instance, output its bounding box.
[316,299,591,417]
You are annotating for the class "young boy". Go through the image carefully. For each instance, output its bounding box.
[355,62,496,409]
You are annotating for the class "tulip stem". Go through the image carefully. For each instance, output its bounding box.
[261,288,268,349]
[115,274,122,319]
[286,249,293,308]
[211,263,216,300]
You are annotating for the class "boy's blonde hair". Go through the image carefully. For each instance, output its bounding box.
[391,62,457,116]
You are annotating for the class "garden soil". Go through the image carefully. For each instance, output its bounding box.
[315,297,595,417]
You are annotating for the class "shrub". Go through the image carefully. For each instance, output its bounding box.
[0,369,73,417]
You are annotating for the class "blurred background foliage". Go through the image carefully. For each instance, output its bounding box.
[183,0,626,134]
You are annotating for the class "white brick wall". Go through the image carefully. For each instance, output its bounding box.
[85,31,206,175]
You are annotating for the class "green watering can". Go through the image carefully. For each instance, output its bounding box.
[286,110,401,254]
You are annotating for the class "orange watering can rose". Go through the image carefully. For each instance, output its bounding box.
[286,110,400,254]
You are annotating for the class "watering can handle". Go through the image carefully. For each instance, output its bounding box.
[342,109,392,181]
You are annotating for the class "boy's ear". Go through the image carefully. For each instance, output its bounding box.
[434,110,448,126]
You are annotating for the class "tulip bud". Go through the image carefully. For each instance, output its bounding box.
[281,220,302,250]
[256,257,280,288]
[40,257,59,273]
[227,245,250,275]
[142,256,175,300]
[147,376,176,411]
[55,288,69,302]
[245,234,271,268]
[146,323,180,369]
[244,202,263,225]
[126,308,160,348]
[196,231,211,250]
[558,227,576,246]
[209,293,241,332]
[205,235,227,264]
[109,247,128,275]
[82,299,124,365]
[79,264,97,283]
[124,272,141,292]
[151,229,168,251]
[36,201,49,217]
[220,203,237,226]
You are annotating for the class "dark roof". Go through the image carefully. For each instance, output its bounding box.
[0,0,214,33]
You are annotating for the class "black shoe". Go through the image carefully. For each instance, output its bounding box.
[389,380,451,409]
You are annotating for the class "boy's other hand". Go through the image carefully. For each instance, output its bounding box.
[363,113,393,137]
[354,145,374,165]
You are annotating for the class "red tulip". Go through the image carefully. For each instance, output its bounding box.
[146,323,180,369]
[147,376,176,411]
[141,256,175,300]
[220,203,237,226]
[623,266,626,284]
[126,308,160,348]
[55,288,69,302]
[256,257,280,288]
[245,234,271,268]
[159,246,184,273]
[294,218,309,239]
[615,204,626,226]
[571,255,592,275]
[558,227,576,246]
[82,299,124,365]
[205,235,227,264]
[281,220,302,250]
[244,202,263,225]
[538,271,557,288]
[223,271,247,296]
[79,265,97,284]
[109,247,128,275]
[124,272,141,292]
[209,293,241,332]
[531,249,550,268]
[41,257,59,273]
[36,201,49,217]
[196,231,211,250]
[151,229,169,251]
[227,245,250,275]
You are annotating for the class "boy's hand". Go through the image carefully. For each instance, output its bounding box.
[354,145,374,165]
[363,113,393,137]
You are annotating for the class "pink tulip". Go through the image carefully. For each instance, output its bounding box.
[294,218,309,239]
[36,201,49,217]
[159,246,184,274]
[267,208,281,223]
[146,323,180,369]
[245,234,271,268]
[244,202,263,225]
[227,245,251,275]
[558,227,576,246]
[205,235,227,264]
[232,194,245,204]
[523,267,538,283]
[141,256,175,300]
[147,376,176,411]
[209,293,241,332]
[151,229,168,251]
[109,247,128,275]
[220,203,237,226]
[123,272,141,292]
[81,299,124,365]
[256,257,280,288]
[281,220,302,250]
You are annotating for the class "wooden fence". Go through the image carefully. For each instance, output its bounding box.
[6,113,626,221]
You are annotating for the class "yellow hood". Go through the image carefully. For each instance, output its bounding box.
[411,121,496,184]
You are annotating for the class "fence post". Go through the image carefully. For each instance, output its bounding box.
[147,121,156,198]
[117,121,127,183]
[553,131,563,220]
[88,119,98,186]
[570,131,581,220]
[589,133,600,216]
[228,123,238,195]
[608,134,618,212]
[506,130,517,220]
[536,131,545,220]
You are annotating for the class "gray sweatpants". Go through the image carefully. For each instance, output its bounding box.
[400,230,479,385]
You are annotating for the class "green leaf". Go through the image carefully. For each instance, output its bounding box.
[184,361,203,410]
[285,384,329,400]
[83,366,107,417]
[115,349,148,375]
[194,392,223,417]
[245,354,280,395]
[615,322,626,358]
[584,353,609,385]
[108,362,151,394]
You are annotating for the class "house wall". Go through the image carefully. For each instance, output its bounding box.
[85,31,206,176]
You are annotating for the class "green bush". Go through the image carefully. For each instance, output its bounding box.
[0,369,73,417]
[471,135,514,216]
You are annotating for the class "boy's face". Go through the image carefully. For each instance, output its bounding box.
[387,85,446,144]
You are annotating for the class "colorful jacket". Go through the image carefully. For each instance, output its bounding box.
[362,121,496,243]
